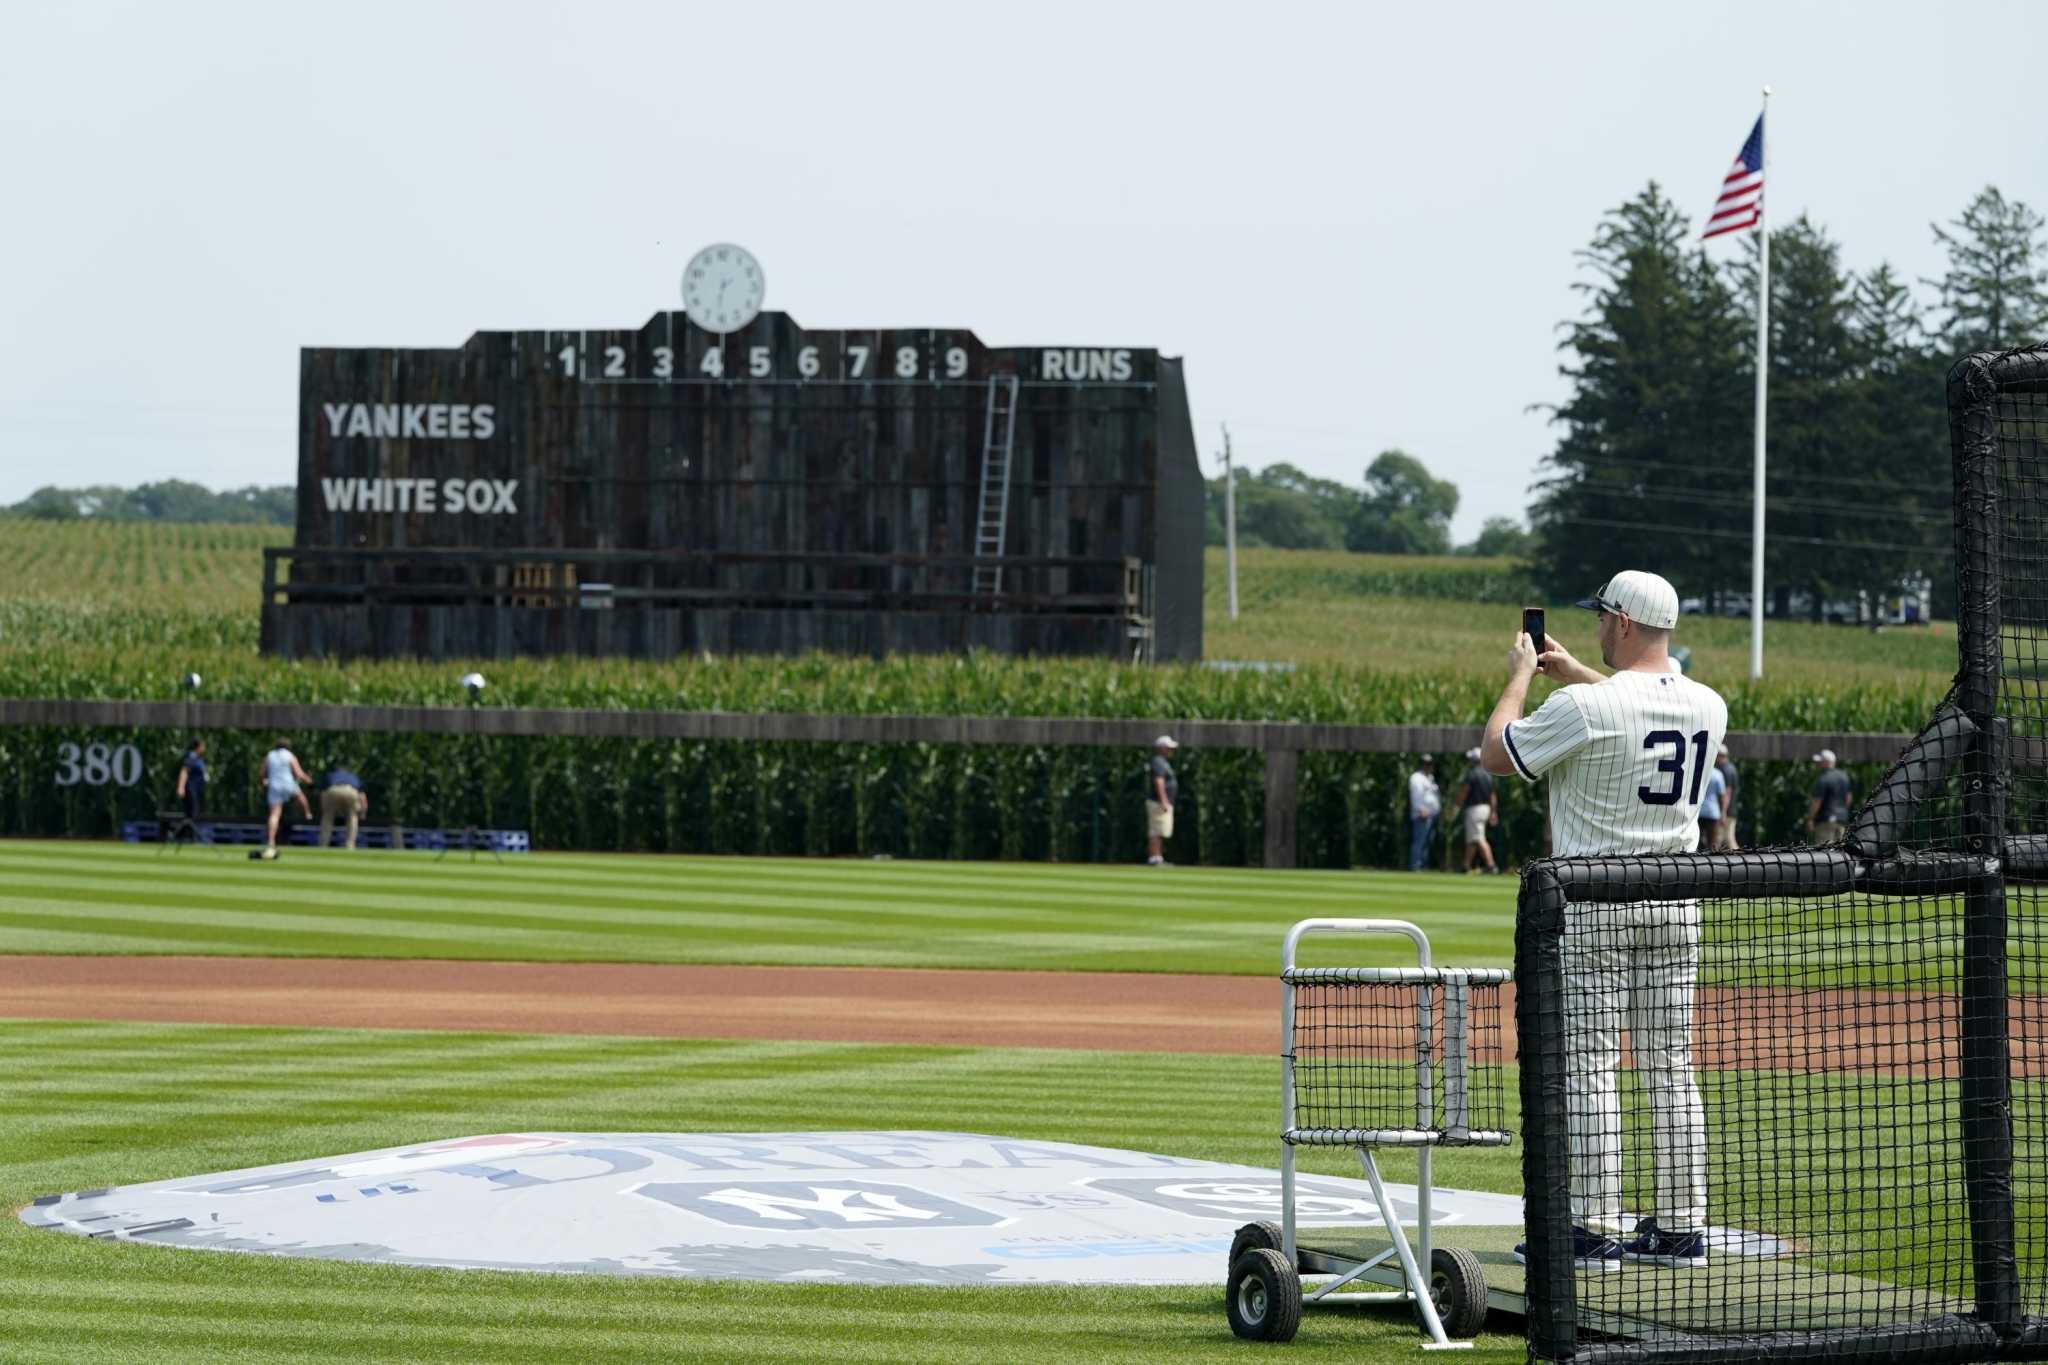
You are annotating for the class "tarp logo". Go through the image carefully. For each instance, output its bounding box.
[635,1180,1004,1230]
[1087,1177,1407,1224]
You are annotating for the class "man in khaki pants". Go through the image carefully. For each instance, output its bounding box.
[318,766,370,849]
[1145,736,1178,867]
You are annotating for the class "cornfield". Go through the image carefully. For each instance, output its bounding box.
[0,519,1950,863]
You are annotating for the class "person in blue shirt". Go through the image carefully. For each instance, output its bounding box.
[1698,760,1727,850]
[173,739,207,820]
[318,766,369,849]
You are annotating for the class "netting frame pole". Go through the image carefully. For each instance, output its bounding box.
[1515,865,1575,1360]
[1950,353,2022,1339]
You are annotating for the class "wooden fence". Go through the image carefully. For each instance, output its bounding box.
[0,699,1915,868]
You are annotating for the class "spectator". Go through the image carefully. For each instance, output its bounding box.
[319,766,370,850]
[169,738,207,845]
[1699,759,1727,849]
[262,737,313,857]
[1807,749,1852,845]
[1712,744,1739,850]
[173,738,207,821]
[1145,736,1178,867]
[1456,746,1500,874]
[1406,755,1442,872]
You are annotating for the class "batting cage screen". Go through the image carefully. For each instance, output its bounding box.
[1516,347,2048,1365]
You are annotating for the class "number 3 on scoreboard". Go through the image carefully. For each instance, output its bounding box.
[1638,730,1711,806]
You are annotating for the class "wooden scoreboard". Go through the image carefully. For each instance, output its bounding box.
[263,261,1203,663]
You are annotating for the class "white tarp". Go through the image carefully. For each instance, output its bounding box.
[18,1130,1523,1285]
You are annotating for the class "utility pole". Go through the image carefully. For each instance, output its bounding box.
[1222,423,1239,621]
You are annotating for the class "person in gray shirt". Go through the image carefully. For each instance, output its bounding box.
[1145,736,1179,867]
[1806,748,1852,844]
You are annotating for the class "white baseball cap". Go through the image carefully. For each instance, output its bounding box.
[1155,735,1179,749]
[1812,748,1836,765]
[1575,570,1681,630]
[1465,746,1482,760]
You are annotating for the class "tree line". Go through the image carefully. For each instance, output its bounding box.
[1533,184,2048,617]
[7,480,294,525]
[1204,451,1529,557]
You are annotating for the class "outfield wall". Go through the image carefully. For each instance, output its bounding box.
[0,701,1906,869]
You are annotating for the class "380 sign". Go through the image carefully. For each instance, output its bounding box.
[53,742,143,789]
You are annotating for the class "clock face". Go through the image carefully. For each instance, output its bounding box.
[681,244,765,334]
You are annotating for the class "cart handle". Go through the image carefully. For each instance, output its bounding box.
[1282,918,1431,973]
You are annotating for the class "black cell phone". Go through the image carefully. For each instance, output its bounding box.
[1523,608,1546,663]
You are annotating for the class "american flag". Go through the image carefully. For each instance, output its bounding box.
[1702,114,1764,240]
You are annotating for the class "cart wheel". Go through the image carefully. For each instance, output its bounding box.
[1229,1221,1285,1269]
[1412,1246,1488,1339]
[1226,1247,1303,1343]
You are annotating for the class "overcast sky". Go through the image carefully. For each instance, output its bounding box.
[4,1,2043,539]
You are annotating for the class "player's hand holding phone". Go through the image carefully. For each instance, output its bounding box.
[1507,629,1542,679]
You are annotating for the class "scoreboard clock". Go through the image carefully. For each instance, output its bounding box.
[267,294,1203,664]
[681,243,765,334]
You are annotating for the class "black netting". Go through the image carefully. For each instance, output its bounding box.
[1286,971,1511,1145]
[1993,367,2048,1337]
[1517,348,2048,1363]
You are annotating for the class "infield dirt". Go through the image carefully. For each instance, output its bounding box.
[0,955,1986,1074]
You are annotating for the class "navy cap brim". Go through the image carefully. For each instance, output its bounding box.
[1574,597,1605,613]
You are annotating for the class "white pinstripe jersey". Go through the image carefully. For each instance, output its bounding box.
[1503,669,1729,857]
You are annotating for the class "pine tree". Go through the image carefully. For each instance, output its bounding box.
[1849,263,1952,616]
[1533,183,1747,600]
[1930,186,2048,354]
[1728,216,1862,617]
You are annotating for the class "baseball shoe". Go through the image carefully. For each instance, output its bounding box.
[1146,855,1165,866]
[1513,1225,1620,1272]
[1621,1219,1707,1268]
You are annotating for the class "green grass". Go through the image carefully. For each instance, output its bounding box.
[0,840,1517,973]
[0,1019,1999,1362]
[1203,547,1955,691]
[0,1018,1524,1363]
[0,841,2005,990]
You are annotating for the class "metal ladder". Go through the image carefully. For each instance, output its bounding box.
[971,374,1021,596]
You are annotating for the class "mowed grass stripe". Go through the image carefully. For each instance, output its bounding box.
[0,844,1420,915]
[0,863,1266,933]
[0,840,1517,973]
[0,1019,1518,1362]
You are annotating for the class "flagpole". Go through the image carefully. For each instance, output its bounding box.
[1749,86,1770,681]
[1222,423,1239,621]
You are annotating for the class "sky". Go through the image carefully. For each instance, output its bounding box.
[3,1,2043,541]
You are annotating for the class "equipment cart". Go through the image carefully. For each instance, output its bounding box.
[1225,918,1515,1349]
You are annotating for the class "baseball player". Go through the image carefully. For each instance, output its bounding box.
[1481,570,1727,1272]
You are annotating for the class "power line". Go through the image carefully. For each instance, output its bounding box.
[1537,485,1953,528]
[1542,514,1936,556]
[1544,453,1949,495]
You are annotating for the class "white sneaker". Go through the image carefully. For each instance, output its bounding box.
[1146,855,1165,866]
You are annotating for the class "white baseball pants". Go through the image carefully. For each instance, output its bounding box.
[1563,899,1707,1236]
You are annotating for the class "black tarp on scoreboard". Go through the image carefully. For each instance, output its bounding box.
[261,311,1203,662]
